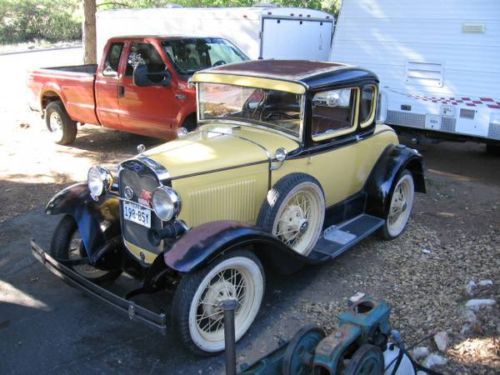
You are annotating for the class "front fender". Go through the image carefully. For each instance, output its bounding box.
[365,144,426,218]
[164,221,308,274]
[46,183,120,256]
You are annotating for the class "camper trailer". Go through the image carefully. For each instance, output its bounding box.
[97,6,334,61]
[331,0,500,150]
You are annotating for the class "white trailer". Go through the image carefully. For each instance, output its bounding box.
[330,0,500,148]
[96,6,334,61]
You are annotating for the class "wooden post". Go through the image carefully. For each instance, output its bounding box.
[83,0,97,64]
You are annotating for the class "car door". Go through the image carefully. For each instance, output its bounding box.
[94,41,125,129]
[118,40,178,138]
[306,84,381,206]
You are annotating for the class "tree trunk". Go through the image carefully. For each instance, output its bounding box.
[83,0,97,64]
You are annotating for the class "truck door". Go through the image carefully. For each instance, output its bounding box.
[118,41,177,138]
[95,41,125,128]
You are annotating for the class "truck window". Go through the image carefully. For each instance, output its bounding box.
[311,88,357,141]
[162,38,247,75]
[104,42,124,74]
[125,42,166,82]
[359,85,376,128]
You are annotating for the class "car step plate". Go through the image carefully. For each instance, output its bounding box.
[309,214,385,262]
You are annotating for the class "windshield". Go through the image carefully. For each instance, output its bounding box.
[198,83,303,138]
[162,38,247,75]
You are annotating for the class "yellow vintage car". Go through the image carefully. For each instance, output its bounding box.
[32,60,425,355]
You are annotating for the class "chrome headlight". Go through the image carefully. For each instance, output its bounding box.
[88,166,112,201]
[152,186,181,221]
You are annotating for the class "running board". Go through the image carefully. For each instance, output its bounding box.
[309,215,384,262]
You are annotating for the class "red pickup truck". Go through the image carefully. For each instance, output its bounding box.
[27,36,247,144]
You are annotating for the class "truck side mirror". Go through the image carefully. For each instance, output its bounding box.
[133,65,171,87]
[133,64,153,87]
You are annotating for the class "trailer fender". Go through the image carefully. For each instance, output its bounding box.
[164,221,307,274]
[365,144,426,218]
[45,183,120,255]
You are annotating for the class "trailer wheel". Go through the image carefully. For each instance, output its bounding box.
[45,101,77,145]
[380,169,415,240]
[171,249,264,355]
[257,173,325,256]
[50,215,121,283]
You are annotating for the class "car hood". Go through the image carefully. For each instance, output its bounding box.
[145,124,300,180]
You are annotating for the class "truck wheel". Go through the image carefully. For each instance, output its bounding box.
[257,173,325,256]
[50,215,121,283]
[181,115,197,132]
[171,249,265,355]
[380,170,415,240]
[45,101,77,145]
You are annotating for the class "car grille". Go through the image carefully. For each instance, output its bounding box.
[119,160,163,258]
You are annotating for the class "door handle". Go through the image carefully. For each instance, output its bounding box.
[118,85,125,97]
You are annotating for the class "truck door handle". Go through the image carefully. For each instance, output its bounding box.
[118,85,125,97]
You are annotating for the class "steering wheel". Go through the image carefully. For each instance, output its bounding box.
[212,60,227,67]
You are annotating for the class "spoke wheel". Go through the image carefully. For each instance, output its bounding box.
[172,250,264,355]
[258,173,325,256]
[381,170,415,239]
[50,215,121,283]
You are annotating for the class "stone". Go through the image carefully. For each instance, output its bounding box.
[422,353,448,368]
[433,331,449,352]
[478,279,493,287]
[465,280,476,296]
[465,299,496,311]
[411,346,430,360]
[463,309,477,324]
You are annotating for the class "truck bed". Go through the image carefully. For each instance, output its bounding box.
[41,64,98,74]
[28,64,99,126]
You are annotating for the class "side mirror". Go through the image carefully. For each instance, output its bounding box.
[102,64,118,78]
[133,65,172,87]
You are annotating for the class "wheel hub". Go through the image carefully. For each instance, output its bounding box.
[280,205,308,241]
[202,280,236,318]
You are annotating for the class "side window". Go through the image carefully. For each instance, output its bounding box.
[311,88,357,141]
[125,43,166,80]
[103,42,123,74]
[360,85,377,127]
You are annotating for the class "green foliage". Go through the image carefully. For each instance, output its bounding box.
[0,0,81,44]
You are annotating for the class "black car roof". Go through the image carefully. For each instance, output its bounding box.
[208,60,379,90]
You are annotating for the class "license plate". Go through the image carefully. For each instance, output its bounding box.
[123,201,151,228]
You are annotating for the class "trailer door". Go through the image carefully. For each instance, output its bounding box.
[261,18,333,60]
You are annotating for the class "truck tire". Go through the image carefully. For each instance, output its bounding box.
[171,249,265,355]
[50,215,121,284]
[379,169,415,240]
[257,173,325,256]
[45,101,77,145]
[181,115,197,132]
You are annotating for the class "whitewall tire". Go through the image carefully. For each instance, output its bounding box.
[171,250,265,355]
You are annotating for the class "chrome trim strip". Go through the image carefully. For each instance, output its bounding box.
[170,160,268,181]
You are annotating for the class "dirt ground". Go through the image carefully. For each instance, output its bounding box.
[0,48,498,374]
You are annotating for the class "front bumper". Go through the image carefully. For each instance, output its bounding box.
[31,240,167,334]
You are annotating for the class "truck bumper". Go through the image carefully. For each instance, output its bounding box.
[31,240,167,335]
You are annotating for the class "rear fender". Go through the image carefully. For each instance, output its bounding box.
[46,183,120,256]
[164,221,308,274]
[365,144,425,218]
